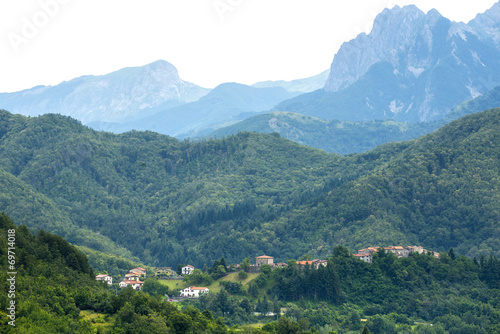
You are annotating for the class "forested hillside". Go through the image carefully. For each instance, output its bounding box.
[0,108,499,267]
[0,213,230,333]
[208,85,500,155]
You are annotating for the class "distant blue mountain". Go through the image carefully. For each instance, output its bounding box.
[89,82,299,137]
[252,70,330,93]
[0,60,209,124]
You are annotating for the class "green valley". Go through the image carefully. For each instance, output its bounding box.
[1,108,500,267]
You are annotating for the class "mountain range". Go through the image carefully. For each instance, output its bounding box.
[209,84,500,154]
[88,82,299,137]
[0,3,499,157]
[274,3,500,123]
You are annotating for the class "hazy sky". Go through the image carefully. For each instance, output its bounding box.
[0,0,498,92]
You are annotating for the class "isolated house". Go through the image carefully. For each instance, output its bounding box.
[313,260,328,269]
[124,273,141,281]
[119,279,144,290]
[129,267,146,276]
[155,267,176,277]
[353,253,373,263]
[256,255,274,266]
[180,286,209,298]
[182,265,195,275]
[95,274,113,285]
[358,247,380,255]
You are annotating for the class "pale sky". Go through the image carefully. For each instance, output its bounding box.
[0,0,498,92]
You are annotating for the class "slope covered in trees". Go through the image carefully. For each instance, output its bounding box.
[0,108,499,266]
[0,213,232,333]
[264,108,500,259]
[207,85,500,155]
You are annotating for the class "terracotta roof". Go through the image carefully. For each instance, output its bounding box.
[296,261,315,265]
[183,265,195,268]
[122,280,143,284]
[96,274,110,278]
[256,255,274,259]
[189,286,208,290]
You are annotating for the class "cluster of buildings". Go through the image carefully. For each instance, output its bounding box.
[118,267,146,290]
[96,265,198,292]
[255,255,328,270]
[353,246,440,263]
[95,267,147,290]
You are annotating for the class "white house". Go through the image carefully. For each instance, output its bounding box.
[119,279,144,290]
[180,286,209,298]
[182,265,195,275]
[353,253,373,263]
[95,274,113,285]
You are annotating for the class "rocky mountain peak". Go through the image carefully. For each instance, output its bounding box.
[0,60,210,124]
[324,5,437,93]
[468,1,500,45]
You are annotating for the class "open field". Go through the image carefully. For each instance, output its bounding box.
[157,279,188,291]
[206,272,261,293]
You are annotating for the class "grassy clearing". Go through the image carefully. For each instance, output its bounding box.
[206,272,261,293]
[157,279,187,291]
[80,310,114,332]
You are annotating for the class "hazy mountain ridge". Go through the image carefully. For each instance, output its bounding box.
[252,70,330,93]
[89,83,299,137]
[208,84,500,154]
[0,60,210,124]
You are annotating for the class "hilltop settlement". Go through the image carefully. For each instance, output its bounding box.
[95,245,440,296]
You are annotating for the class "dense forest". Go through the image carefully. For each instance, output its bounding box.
[0,108,500,268]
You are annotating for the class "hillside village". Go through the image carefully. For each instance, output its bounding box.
[95,245,440,296]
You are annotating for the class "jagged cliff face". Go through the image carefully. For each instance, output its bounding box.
[469,1,500,46]
[323,4,500,122]
[0,60,209,124]
[325,5,429,93]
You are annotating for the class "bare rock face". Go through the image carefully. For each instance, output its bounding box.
[324,5,427,93]
[0,60,210,124]
[317,4,500,122]
[469,1,500,46]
